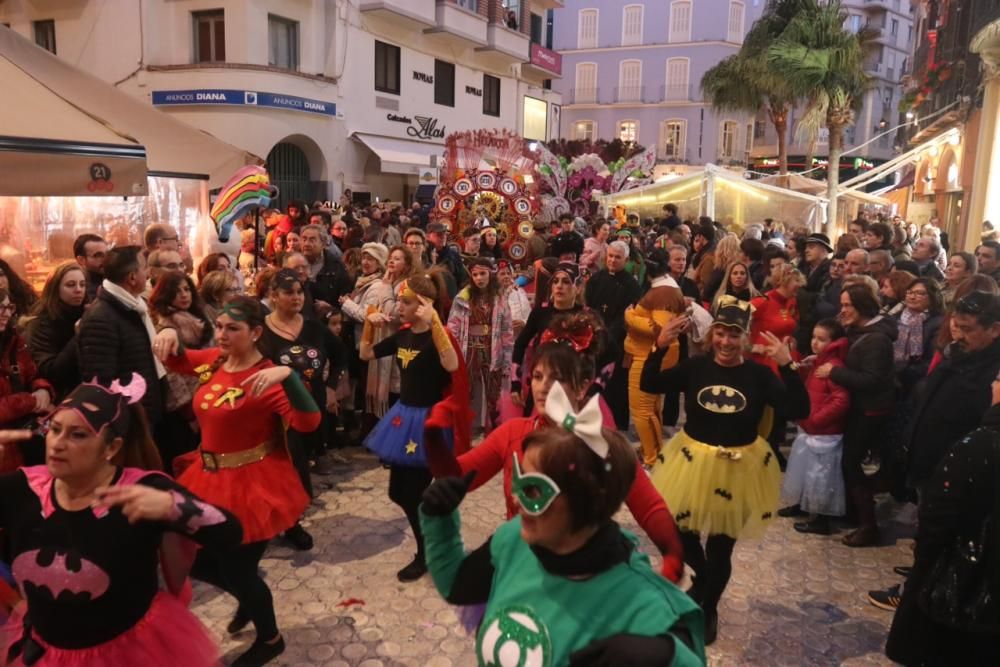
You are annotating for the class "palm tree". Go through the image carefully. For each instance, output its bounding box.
[768,0,877,232]
[701,0,810,176]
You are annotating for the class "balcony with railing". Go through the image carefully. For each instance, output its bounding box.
[424,0,489,48]
[360,0,437,26]
[861,0,891,13]
[476,0,529,64]
[569,87,599,104]
[660,84,700,102]
[660,147,691,164]
[614,85,644,104]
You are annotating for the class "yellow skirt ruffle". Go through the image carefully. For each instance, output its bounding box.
[650,429,781,539]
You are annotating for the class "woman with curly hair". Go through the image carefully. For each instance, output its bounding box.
[150,271,215,465]
[0,258,38,325]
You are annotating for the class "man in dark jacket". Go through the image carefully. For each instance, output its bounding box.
[585,241,641,430]
[77,245,165,432]
[911,237,945,283]
[426,221,467,293]
[905,291,1000,489]
[300,224,353,311]
[73,233,108,303]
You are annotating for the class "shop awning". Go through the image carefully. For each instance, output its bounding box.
[0,26,258,187]
[0,58,148,196]
[353,133,443,175]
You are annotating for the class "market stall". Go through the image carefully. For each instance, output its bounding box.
[598,165,829,232]
[0,26,259,283]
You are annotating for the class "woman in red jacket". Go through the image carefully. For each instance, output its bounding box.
[0,288,53,471]
[780,319,850,535]
[424,314,684,583]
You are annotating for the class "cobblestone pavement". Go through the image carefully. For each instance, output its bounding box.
[191,450,914,666]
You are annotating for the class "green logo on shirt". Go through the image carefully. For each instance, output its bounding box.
[478,605,551,667]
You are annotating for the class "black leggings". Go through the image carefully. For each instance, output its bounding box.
[388,465,433,559]
[192,540,277,640]
[680,531,737,613]
[287,430,314,498]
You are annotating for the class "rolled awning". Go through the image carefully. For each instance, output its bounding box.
[353,133,443,175]
[0,57,147,196]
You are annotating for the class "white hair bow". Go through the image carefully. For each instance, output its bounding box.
[543,382,608,459]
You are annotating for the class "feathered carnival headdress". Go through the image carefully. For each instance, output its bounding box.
[54,374,147,438]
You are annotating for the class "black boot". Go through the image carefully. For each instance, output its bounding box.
[794,515,832,535]
[703,607,719,645]
[227,606,252,634]
[232,635,285,666]
[283,523,314,551]
[397,554,427,582]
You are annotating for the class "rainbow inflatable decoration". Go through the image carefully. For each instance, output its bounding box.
[210,165,278,242]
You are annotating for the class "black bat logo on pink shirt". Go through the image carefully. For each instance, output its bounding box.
[13,549,110,601]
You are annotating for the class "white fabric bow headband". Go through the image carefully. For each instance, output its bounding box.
[543,382,608,459]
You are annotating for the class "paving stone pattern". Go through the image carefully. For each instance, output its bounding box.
[191,450,912,666]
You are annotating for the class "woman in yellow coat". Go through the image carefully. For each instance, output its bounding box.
[625,249,686,469]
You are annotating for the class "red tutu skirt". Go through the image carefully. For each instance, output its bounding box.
[177,449,309,543]
[4,591,219,667]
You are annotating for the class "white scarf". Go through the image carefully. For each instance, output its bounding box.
[651,275,679,289]
[102,279,167,378]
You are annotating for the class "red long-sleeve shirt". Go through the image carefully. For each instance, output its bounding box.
[425,414,684,582]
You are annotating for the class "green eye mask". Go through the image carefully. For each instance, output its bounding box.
[512,453,561,516]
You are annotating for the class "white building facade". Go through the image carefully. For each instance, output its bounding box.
[1,0,563,205]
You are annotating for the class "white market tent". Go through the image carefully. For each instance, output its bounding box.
[599,164,889,232]
[599,165,829,231]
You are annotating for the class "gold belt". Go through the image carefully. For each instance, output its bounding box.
[200,440,276,472]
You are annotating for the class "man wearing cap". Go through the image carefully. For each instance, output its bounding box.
[586,241,642,430]
[426,221,467,294]
[524,218,550,267]
[460,226,482,269]
[792,232,834,353]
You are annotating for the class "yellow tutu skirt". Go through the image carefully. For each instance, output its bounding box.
[650,429,781,539]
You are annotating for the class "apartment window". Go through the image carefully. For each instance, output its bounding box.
[622,5,643,47]
[435,59,455,107]
[727,1,745,43]
[193,10,225,63]
[754,120,767,139]
[33,19,56,54]
[578,9,598,49]
[661,120,686,160]
[847,14,862,34]
[669,1,692,43]
[374,41,401,94]
[665,57,690,101]
[456,0,478,10]
[720,121,738,159]
[745,122,754,152]
[618,120,638,143]
[907,25,913,44]
[574,120,596,142]
[886,51,896,80]
[575,63,597,103]
[268,14,299,70]
[890,18,899,36]
[483,74,501,117]
[618,60,642,103]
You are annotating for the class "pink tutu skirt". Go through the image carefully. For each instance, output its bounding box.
[4,591,220,667]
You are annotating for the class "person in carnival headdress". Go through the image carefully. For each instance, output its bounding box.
[152,296,320,666]
[425,310,685,582]
[509,262,584,416]
[360,270,471,583]
[640,296,809,645]
[447,257,513,435]
[419,382,706,666]
[0,374,242,667]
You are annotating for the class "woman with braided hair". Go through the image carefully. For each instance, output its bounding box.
[425,311,685,583]
[420,382,705,666]
[360,269,471,583]
[152,296,320,666]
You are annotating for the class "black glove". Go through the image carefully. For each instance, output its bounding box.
[421,471,476,517]
[569,633,676,666]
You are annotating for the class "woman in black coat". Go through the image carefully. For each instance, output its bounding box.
[24,261,86,400]
[892,277,944,400]
[885,397,1000,666]
[814,283,897,547]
